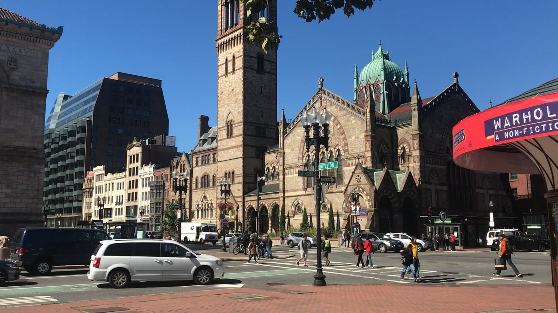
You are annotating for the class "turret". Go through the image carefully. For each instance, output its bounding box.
[353,64,359,104]
[411,80,422,134]
[404,62,409,84]
[365,85,376,135]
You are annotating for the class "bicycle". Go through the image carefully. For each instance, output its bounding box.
[233,243,246,255]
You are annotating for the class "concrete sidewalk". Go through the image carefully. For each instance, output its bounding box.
[1,283,554,313]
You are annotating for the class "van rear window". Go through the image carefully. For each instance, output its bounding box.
[93,243,103,256]
[12,229,24,245]
[104,243,133,256]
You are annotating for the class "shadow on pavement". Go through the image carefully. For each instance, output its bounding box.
[96,279,243,289]
[20,269,89,277]
[1,281,38,287]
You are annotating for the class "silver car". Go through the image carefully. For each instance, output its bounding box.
[286,232,317,248]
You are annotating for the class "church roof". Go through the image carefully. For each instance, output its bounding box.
[0,7,63,34]
[359,42,406,86]
[245,183,279,196]
[388,96,435,122]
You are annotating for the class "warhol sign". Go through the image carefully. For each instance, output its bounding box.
[484,101,558,143]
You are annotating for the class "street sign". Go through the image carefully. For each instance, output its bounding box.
[319,176,336,184]
[222,219,229,227]
[319,161,338,170]
[298,170,315,177]
[439,211,447,222]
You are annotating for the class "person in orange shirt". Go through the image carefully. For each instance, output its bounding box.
[494,233,522,277]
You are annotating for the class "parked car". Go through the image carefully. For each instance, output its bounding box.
[486,229,523,248]
[219,233,242,246]
[385,233,428,251]
[286,232,317,248]
[491,235,548,252]
[87,239,224,288]
[10,227,111,275]
[351,232,404,253]
[0,260,20,284]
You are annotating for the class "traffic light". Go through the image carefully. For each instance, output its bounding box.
[427,207,432,218]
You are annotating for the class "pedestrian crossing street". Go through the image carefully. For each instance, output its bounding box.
[225,259,542,285]
[0,295,58,307]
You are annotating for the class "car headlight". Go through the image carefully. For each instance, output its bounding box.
[215,260,223,266]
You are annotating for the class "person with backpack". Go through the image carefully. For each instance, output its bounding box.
[355,236,365,268]
[296,234,311,267]
[400,244,415,281]
[321,235,332,266]
[265,234,273,259]
[280,232,285,246]
[247,238,258,264]
[364,237,375,268]
[494,233,522,277]
[409,237,420,281]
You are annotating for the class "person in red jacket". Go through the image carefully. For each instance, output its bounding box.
[364,237,375,268]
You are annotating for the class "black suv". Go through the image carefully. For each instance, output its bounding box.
[10,228,111,275]
[351,232,404,253]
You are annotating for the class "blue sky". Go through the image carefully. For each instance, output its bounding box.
[3,1,558,152]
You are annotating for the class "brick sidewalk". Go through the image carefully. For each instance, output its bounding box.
[1,283,555,313]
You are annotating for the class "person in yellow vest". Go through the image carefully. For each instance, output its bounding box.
[321,235,332,266]
[407,237,420,282]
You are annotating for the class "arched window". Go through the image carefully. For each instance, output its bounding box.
[336,150,343,186]
[265,168,271,181]
[400,147,407,164]
[226,120,233,138]
[232,55,235,73]
[272,167,278,180]
[373,81,382,103]
[212,174,216,187]
[195,177,199,189]
[393,86,400,104]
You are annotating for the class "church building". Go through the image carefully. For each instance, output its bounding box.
[185,0,514,247]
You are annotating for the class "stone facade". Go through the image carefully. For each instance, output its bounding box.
[0,8,62,236]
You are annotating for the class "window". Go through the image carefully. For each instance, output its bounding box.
[225,57,228,75]
[127,98,133,104]
[117,129,123,135]
[136,88,142,95]
[144,111,149,117]
[105,242,132,256]
[126,130,132,136]
[512,188,518,199]
[162,243,187,257]
[91,137,97,144]
[116,150,123,157]
[118,85,125,92]
[110,84,116,90]
[92,126,97,132]
[109,106,115,112]
[107,161,113,167]
[118,96,124,103]
[136,99,142,106]
[110,95,116,101]
[108,138,114,145]
[256,126,266,137]
[510,173,518,180]
[118,107,124,113]
[135,131,141,137]
[127,108,133,115]
[212,174,216,187]
[134,109,141,116]
[90,159,96,166]
[144,100,150,106]
[400,147,407,164]
[117,139,123,146]
[257,53,264,74]
[144,90,150,96]
[107,150,113,156]
[134,242,160,257]
[226,120,233,138]
[91,148,96,155]
[196,157,199,166]
[143,132,149,138]
[116,161,122,168]
[195,177,199,189]
[232,55,235,73]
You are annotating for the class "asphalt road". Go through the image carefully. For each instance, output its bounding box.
[0,244,552,308]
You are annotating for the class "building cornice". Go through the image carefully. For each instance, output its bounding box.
[0,22,62,48]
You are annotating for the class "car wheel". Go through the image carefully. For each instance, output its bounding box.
[108,269,130,289]
[416,244,423,252]
[34,259,52,275]
[0,269,6,284]
[288,241,294,248]
[193,267,213,285]
[378,244,387,253]
[538,245,546,252]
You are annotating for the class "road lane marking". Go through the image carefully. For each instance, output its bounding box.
[0,283,98,297]
[0,296,58,307]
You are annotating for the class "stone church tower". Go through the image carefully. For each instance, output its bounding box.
[0,8,62,236]
[216,1,278,223]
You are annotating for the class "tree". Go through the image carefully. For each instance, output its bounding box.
[300,207,309,232]
[279,205,286,232]
[243,0,375,52]
[327,203,335,233]
[161,201,179,238]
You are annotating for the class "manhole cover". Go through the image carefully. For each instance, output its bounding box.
[266,283,285,286]
[81,307,129,313]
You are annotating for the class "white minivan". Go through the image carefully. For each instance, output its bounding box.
[87,239,224,288]
[486,229,523,249]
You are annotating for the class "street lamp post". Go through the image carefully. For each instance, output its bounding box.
[489,200,495,230]
[43,201,50,227]
[172,169,188,242]
[350,188,360,236]
[220,178,231,251]
[301,107,331,287]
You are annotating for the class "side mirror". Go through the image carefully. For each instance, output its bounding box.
[185,252,192,258]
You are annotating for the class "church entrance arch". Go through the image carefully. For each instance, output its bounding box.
[259,206,269,234]
[247,207,256,233]
[270,204,279,233]
[402,197,418,236]
[378,196,393,233]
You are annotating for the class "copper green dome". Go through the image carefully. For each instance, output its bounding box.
[358,42,406,86]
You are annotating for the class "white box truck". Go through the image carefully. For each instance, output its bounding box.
[181,222,219,245]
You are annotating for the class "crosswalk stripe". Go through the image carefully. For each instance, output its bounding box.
[0,296,57,306]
